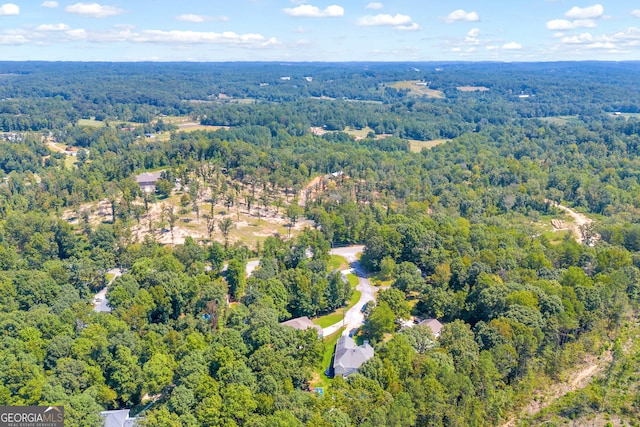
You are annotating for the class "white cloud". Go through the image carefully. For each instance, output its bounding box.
[0,24,279,49]
[486,45,498,51]
[0,34,28,44]
[552,27,640,53]
[177,14,206,23]
[547,18,597,30]
[463,28,481,45]
[503,42,522,50]
[366,2,383,9]
[445,9,479,23]
[396,22,420,31]
[357,13,411,26]
[586,41,615,49]
[565,4,603,20]
[176,14,228,23]
[572,19,597,28]
[130,30,277,47]
[65,3,124,18]
[36,23,71,31]
[547,19,574,30]
[0,3,19,16]
[41,1,59,8]
[283,4,344,18]
[562,32,593,44]
[632,9,640,18]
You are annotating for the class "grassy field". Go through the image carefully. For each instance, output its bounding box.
[77,118,136,128]
[64,155,78,169]
[77,118,107,127]
[409,139,449,152]
[616,112,640,119]
[343,126,373,139]
[177,124,229,132]
[537,115,581,125]
[388,81,445,98]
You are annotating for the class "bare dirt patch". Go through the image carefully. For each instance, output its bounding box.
[501,352,612,427]
[66,184,313,248]
[546,200,599,245]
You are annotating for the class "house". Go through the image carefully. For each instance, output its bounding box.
[333,335,374,377]
[100,409,138,427]
[93,295,112,313]
[280,316,323,337]
[417,318,444,338]
[135,171,164,193]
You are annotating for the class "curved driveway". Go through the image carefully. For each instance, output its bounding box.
[323,245,376,336]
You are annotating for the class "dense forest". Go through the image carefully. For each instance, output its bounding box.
[1,61,640,426]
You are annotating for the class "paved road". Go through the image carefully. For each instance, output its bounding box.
[246,260,260,277]
[92,268,122,313]
[323,245,376,336]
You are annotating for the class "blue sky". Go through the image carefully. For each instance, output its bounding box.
[0,1,639,61]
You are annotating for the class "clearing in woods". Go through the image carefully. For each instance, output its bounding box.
[387,80,445,98]
[65,182,312,248]
[409,139,449,152]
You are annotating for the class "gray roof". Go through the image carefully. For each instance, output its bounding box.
[333,335,374,377]
[135,171,164,185]
[93,299,112,313]
[100,410,137,427]
[418,318,444,337]
[280,316,323,336]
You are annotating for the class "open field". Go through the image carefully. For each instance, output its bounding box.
[536,115,581,125]
[613,112,640,119]
[388,80,445,98]
[77,118,138,128]
[176,122,229,132]
[343,126,373,139]
[409,139,449,152]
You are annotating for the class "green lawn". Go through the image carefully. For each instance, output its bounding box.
[312,289,361,328]
[311,326,346,390]
[346,273,359,288]
[328,254,348,271]
[313,311,345,329]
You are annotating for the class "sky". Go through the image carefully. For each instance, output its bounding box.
[0,1,639,62]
